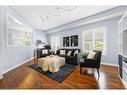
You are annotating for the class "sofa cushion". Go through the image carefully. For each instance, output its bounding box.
[59,54,67,58]
[41,54,50,58]
[66,56,75,60]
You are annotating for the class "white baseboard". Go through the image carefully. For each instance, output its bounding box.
[119,75,127,89]
[122,80,127,89]
[102,63,118,67]
[103,63,127,88]
[2,57,34,74]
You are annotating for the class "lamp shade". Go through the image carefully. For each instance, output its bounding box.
[36,40,42,47]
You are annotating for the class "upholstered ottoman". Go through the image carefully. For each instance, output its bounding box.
[38,55,65,73]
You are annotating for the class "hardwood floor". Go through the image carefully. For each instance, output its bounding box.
[0,59,125,89]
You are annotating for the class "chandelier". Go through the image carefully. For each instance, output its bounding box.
[40,6,77,23]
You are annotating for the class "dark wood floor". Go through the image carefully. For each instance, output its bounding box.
[0,59,125,89]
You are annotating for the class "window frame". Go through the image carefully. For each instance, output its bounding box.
[82,26,107,55]
[50,34,60,51]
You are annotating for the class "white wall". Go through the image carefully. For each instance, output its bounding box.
[34,29,47,44]
[48,17,121,66]
[47,6,127,66]
[0,6,47,74]
[0,7,3,79]
[46,6,127,33]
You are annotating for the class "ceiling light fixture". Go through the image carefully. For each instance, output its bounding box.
[40,6,77,23]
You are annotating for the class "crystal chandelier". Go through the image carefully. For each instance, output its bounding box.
[40,6,77,23]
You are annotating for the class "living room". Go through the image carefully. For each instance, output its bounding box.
[0,4,127,91]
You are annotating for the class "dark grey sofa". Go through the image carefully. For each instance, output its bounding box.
[37,48,80,65]
[55,48,80,65]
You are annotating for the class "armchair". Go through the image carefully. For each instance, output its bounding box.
[80,50,102,78]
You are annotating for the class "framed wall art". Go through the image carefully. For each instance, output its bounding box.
[63,36,69,47]
[70,35,78,46]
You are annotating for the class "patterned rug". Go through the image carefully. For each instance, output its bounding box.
[28,64,76,83]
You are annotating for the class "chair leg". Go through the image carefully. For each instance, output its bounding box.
[92,68,94,74]
[80,67,82,74]
[97,69,100,79]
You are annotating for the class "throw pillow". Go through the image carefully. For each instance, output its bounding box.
[74,50,79,56]
[87,52,96,59]
[60,50,66,55]
[42,49,48,54]
[67,51,72,56]
[54,50,57,55]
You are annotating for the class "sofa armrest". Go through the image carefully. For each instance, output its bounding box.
[84,59,96,64]
[41,54,50,58]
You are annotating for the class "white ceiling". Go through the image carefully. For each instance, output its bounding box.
[8,14,30,31]
[11,6,116,31]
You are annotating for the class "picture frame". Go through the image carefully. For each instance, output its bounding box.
[63,36,69,47]
[70,35,78,46]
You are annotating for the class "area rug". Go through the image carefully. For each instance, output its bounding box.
[28,64,76,83]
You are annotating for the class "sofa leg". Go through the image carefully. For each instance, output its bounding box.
[80,67,82,74]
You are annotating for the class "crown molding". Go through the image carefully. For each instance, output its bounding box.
[46,12,123,34]
[46,6,127,34]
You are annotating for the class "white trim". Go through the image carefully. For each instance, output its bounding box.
[119,75,127,89]
[102,62,127,88]
[2,57,34,74]
[122,80,127,89]
[119,11,127,24]
[82,30,92,52]
[0,8,3,80]
[82,26,107,55]
[102,62,118,67]
[46,12,123,34]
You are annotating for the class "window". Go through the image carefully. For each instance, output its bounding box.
[95,31,104,51]
[83,27,106,54]
[8,30,33,46]
[84,32,92,51]
[51,35,60,51]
